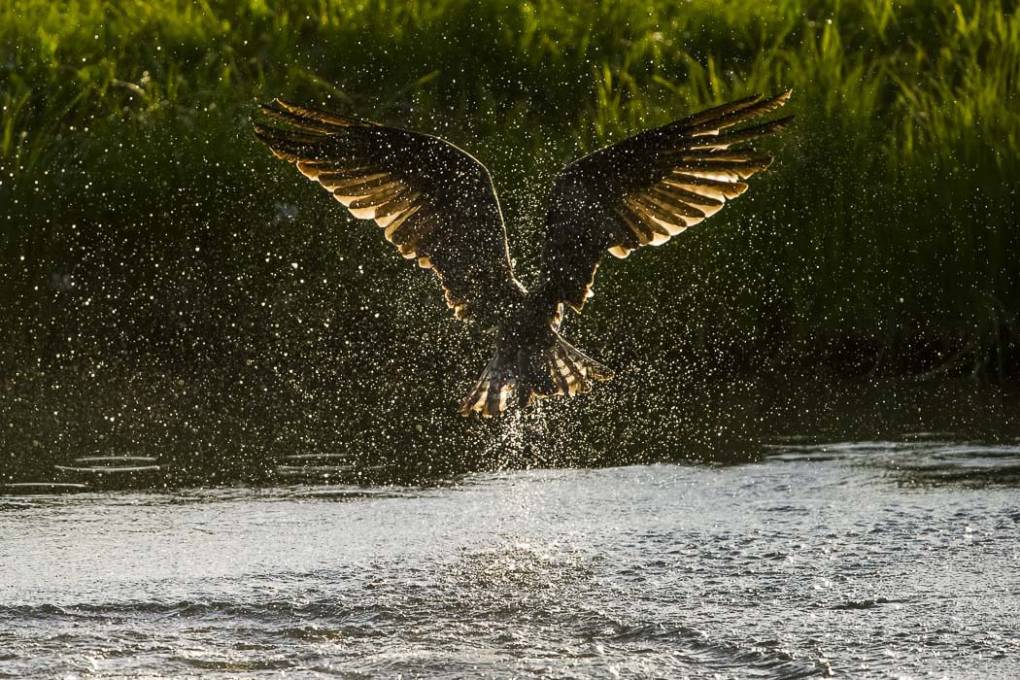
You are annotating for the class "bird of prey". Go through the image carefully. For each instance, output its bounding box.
[253,91,791,417]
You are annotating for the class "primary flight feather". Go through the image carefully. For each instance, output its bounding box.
[253,92,792,417]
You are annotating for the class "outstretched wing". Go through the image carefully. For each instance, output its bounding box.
[253,99,522,323]
[539,91,792,312]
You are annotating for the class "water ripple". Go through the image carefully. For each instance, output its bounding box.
[2,445,1018,677]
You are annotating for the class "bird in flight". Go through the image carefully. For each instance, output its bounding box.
[253,91,791,417]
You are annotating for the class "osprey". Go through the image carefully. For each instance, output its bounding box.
[253,92,791,417]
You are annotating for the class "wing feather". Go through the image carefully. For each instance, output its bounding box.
[254,100,523,322]
[540,92,792,311]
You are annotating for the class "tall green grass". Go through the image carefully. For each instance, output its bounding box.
[1,0,1018,381]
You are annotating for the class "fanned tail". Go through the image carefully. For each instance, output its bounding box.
[459,332,613,417]
[459,352,516,418]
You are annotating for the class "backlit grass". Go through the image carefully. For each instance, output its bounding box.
[1,0,1018,382]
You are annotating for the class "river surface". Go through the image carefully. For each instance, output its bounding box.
[1,439,1018,678]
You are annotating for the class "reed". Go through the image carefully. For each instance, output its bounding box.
[1,0,1018,381]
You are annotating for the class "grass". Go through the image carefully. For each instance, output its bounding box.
[1,1,1019,471]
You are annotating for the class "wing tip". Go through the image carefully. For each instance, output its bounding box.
[250,120,300,160]
[766,89,793,108]
[260,98,285,114]
[250,119,269,138]
[255,98,362,135]
[683,88,794,135]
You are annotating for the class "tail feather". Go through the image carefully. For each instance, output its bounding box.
[547,350,573,396]
[554,333,614,381]
[551,348,583,396]
[460,354,497,415]
[459,333,613,417]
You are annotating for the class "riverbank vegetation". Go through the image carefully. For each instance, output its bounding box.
[1,1,1018,472]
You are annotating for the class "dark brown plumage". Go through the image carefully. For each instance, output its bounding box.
[253,92,792,417]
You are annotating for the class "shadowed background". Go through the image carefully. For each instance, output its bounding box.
[2,0,1019,484]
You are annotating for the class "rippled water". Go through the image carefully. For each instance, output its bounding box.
[2,440,1019,678]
